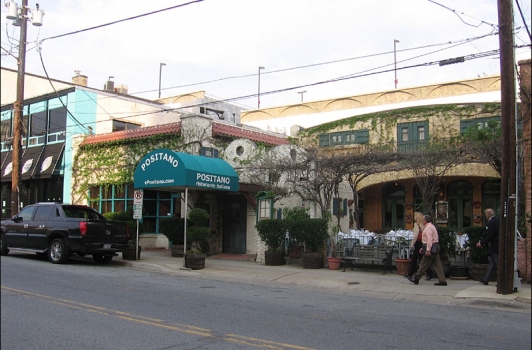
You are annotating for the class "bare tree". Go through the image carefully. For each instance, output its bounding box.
[401,137,464,215]
[341,142,402,228]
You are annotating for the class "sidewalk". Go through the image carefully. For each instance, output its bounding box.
[113,249,531,310]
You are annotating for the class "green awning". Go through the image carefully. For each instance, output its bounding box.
[133,149,239,192]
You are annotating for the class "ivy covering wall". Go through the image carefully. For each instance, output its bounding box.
[71,133,184,204]
[297,103,502,146]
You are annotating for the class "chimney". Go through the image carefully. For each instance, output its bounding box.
[104,76,115,91]
[72,70,88,86]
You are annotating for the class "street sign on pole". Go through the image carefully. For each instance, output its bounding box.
[133,189,143,219]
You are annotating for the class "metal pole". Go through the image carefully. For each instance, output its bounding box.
[158,63,165,99]
[182,187,188,268]
[258,66,264,109]
[298,91,306,102]
[394,39,399,89]
[11,0,29,216]
[136,219,139,261]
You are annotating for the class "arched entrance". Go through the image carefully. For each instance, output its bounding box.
[382,182,405,230]
[447,180,473,230]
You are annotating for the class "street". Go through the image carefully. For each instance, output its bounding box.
[1,253,531,350]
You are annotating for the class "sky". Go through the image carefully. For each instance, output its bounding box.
[1,0,531,110]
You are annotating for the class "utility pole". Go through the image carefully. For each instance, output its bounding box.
[258,66,264,109]
[496,0,516,295]
[10,0,29,216]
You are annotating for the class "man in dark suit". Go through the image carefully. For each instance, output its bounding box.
[476,208,500,285]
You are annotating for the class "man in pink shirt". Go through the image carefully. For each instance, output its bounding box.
[408,214,447,286]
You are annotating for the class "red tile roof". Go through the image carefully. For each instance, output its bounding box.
[81,122,181,145]
[80,121,289,147]
[212,122,290,146]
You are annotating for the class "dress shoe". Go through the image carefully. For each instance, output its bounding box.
[434,282,447,286]
[407,276,419,285]
[425,276,433,281]
[478,279,488,285]
[404,273,411,278]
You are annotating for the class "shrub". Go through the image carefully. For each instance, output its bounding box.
[463,226,489,264]
[187,208,210,254]
[435,225,457,261]
[256,219,286,252]
[286,218,328,253]
[159,217,187,245]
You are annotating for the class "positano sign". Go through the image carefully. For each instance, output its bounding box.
[133,149,239,192]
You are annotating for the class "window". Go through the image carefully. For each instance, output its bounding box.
[332,198,347,216]
[258,199,272,220]
[89,184,135,214]
[112,120,140,132]
[200,147,219,158]
[460,117,501,133]
[319,130,369,147]
[319,134,330,147]
[397,121,429,152]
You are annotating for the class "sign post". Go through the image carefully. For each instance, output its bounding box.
[133,189,143,260]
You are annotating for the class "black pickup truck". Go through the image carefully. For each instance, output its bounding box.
[1,202,129,264]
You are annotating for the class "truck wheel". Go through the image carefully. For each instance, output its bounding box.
[93,254,113,264]
[48,238,69,264]
[1,233,9,256]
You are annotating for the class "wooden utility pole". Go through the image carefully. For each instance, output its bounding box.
[10,0,28,216]
[496,0,516,295]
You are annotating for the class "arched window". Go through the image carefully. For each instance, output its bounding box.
[382,182,405,230]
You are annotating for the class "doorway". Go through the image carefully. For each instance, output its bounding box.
[447,180,473,231]
[223,195,247,254]
[382,182,405,230]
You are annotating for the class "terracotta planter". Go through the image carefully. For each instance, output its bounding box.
[302,252,324,269]
[265,251,285,266]
[185,254,206,270]
[327,257,342,270]
[395,258,411,275]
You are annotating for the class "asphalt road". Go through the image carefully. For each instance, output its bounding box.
[1,252,531,350]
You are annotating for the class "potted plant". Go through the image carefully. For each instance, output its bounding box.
[283,207,308,260]
[327,228,344,270]
[394,237,412,276]
[185,208,210,270]
[287,218,328,269]
[159,217,187,257]
[463,225,495,281]
[256,219,286,266]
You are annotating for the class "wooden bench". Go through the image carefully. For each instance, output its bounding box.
[342,244,395,274]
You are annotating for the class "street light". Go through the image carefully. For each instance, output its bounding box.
[5,0,45,216]
[158,63,166,99]
[394,39,399,89]
[258,66,264,109]
[297,91,307,103]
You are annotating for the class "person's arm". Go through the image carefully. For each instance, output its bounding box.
[481,219,496,246]
[425,225,434,255]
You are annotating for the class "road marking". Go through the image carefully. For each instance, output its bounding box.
[1,286,314,350]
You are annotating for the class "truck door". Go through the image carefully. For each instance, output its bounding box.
[27,205,52,249]
[4,206,35,247]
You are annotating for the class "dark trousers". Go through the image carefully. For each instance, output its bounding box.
[407,241,423,276]
[481,254,498,283]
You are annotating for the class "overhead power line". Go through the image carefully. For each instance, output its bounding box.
[41,0,204,42]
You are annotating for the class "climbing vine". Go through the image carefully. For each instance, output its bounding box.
[297,103,502,145]
[71,132,183,204]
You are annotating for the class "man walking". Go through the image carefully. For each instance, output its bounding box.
[476,208,499,285]
[408,214,447,286]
